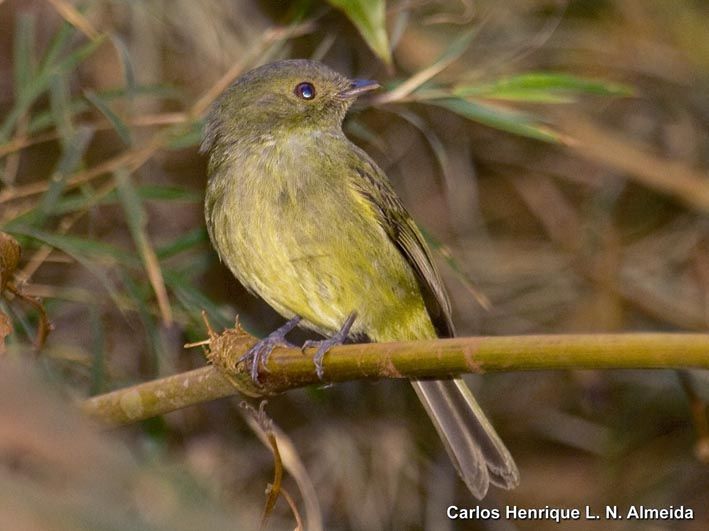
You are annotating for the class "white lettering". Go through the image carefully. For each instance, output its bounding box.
[506,506,580,522]
[446,506,501,520]
[626,506,694,520]
[604,506,620,520]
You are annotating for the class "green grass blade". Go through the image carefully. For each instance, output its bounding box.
[54,125,94,177]
[7,226,130,308]
[420,227,491,311]
[110,35,137,97]
[429,97,563,143]
[114,169,173,324]
[121,271,163,376]
[157,228,208,260]
[85,91,133,146]
[380,28,477,103]
[165,270,233,330]
[388,107,450,183]
[6,226,139,267]
[4,185,201,224]
[27,84,180,135]
[13,12,36,96]
[27,99,90,135]
[165,121,203,150]
[34,126,94,225]
[38,22,75,73]
[454,72,634,103]
[327,0,391,64]
[136,184,201,202]
[1,33,105,140]
[52,34,107,80]
[49,73,75,142]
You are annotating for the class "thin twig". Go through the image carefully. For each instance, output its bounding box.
[241,400,308,531]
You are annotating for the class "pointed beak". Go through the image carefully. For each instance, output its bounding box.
[339,79,381,99]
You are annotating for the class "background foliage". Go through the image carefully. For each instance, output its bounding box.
[1,0,708,529]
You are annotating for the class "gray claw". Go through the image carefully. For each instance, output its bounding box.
[303,313,357,380]
[239,316,301,384]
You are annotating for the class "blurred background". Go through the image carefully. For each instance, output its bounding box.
[1,0,708,529]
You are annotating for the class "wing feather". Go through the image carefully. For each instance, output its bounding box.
[349,157,454,338]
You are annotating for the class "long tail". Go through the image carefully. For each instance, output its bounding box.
[411,378,519,499]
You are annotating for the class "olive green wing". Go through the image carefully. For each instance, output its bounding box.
[349,154,455,338]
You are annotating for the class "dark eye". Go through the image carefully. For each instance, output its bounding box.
[294,82,316,100]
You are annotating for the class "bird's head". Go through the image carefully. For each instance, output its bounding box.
[202,59,379,152]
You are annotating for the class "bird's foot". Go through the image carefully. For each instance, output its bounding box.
[240,316,301,384]
[302,313,357,380]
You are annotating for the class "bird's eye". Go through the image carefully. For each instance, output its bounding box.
[294,82,316,100]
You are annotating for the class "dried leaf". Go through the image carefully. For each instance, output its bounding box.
[0,312,11,354]
[0,232,21,292]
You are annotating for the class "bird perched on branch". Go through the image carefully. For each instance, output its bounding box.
[202,59,519,499]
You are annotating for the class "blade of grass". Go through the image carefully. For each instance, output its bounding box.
[165,120,203,150]
[46,0,100,41]
[5,13,36,187]
[164,270,233,331]
[114,169,173,326]
[39,21,75,73]
[157,228,208,260]
[8,179,120,281]
[13,12,36,97]
[34,126,94,227]
[136,184,202,202]
[49,73,76,142]
[121,271,163,376]
[418,227,492,311]
[26,85,181,135]
[5,18,314,201]
[109,35,137,98]
[0,136,161,205]
[8,227,139,267]
[327,0,391,65]
[51,34,107,83]
[85,91,133,146]
[429,97,564,143]
[453,72,634,103]
[375,27,478,104]
[28,184,200,219]
[389,107,450,183]
[1,32,106,140]
[8,226,129,310]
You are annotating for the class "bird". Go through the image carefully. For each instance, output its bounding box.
[202,59,519,499]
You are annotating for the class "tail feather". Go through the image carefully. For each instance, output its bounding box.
[411,378,519,499]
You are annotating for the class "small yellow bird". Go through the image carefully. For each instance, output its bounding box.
[203,59,519,498]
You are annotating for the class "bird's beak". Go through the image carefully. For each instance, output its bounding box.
[339,79,381,99]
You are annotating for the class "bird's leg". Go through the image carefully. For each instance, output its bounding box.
[302,312,357,380]
[240,316,302,383]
